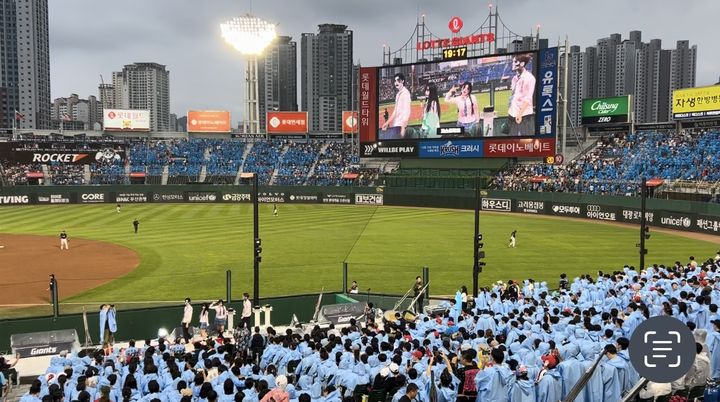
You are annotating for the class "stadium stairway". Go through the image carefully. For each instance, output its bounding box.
[305,142,330,184]
[161,165,169,185]
[268,143,291,185]
[198,165,207,183]
[82,165,91,184]
[234,143,255,184]
[41,165,50,185]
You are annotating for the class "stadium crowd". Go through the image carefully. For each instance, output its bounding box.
[492,129,720,197]
[0,139,376,187]
[14,254,720,402]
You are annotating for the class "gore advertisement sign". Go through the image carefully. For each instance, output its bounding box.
[113,192,148,203]
[359,68,378,142]
[481,198,511,212]
[484,138,555,158]
[187,192,218,203]
[0,142,127,165]
[80,192,107,203]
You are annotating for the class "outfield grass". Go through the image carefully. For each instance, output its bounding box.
[1,204,717,307]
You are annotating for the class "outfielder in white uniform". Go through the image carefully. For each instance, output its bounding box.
[508,230,517,248]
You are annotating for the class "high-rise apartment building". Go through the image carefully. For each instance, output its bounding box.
[0,0,50,129]
[301,24,353,132]
[101,63,170,131]
[50,93,102,130]
[258,36,297,132]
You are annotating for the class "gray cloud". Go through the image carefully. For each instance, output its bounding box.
[49,0,719,126]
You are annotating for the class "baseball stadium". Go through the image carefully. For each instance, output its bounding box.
[1,4,720,402]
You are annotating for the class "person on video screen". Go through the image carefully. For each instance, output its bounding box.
[508,53,536,136]
[445,81,479,136]
[381,72,411,138]
[421,83,441,138]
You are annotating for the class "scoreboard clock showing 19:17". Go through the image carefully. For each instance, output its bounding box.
[442,46,467,61]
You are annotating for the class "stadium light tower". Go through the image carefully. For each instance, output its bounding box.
[221,15,277,134]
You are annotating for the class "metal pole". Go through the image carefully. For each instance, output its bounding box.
[640,177,647,270]
[422,266,429,300]
[253,173,260,307]
[473,176,480,298]
[52,279,59,319]
[226,270,232,303]
[343,262,348,293]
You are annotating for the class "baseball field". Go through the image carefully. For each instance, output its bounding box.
[0,203,718,318]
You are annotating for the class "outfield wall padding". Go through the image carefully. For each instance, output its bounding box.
[1,185,719,235]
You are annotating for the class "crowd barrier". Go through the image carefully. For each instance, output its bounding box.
[2,185,720,235]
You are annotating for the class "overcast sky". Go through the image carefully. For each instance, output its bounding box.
[49,0,719,126]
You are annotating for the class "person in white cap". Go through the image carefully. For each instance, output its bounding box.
[260,375,289,402]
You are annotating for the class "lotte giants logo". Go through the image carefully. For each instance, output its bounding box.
[448,17,463,33]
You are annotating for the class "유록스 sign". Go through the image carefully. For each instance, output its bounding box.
[221,193,252,203]
[549,203,582,217]
[187,192,218,203]
[342,111,358,134]
[515,200,544,214]
[37,194,72,204]
[287,194,319,203]
[103,109,150,132]
[0,195,31,205]
[584,204,617,221]
[481,198,511,212]
[361,141,418,157]
[187,110,231,133]
[355,194,384,205]
[266,111,308,134]
[152,192,185,203]
[114,192,148,203]
[80,192,107,203]
[322,194,354,204]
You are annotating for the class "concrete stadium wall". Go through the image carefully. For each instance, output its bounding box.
[0,293,345,351]
[1,185,720,234]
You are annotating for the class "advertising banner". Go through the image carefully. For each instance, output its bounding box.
[481,198,511,212]
[187,192,219,203]
[514,200,545,214]
[656,211,694,230]
[361,141,418,157]
[418,139,483,158]
[584,204,620,222]
[581,96,631,125]
[620,208,655,224]
[0,194,34,205]
[322,194,354,204]
[287,193,320,203]
[673,85,720,120]
[342,111,358,134]
[0,142,127,165]
[220,192,252,203]
[536,47,559,136]
[355,194,384,205]
[103,109,150,132]
[37,194,73,204]
[359,68,378,142]
[187,110,231,133]
[151,192,186,203]
[266,112,308,134]
[695,215,720,234]
[113,192,148,203]
[483,138,555,158]
[79,192,108,204]
[257,192,287,203]
[548,202,583,217]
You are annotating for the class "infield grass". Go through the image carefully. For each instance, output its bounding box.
[1,204,717,306]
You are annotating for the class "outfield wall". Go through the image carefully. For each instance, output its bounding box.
[1,185,720,235]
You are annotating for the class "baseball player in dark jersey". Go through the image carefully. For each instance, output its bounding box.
[59,230,69,250]
[133,219,139,234]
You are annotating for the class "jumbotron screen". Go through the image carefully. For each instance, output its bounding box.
[359,48,559,158]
